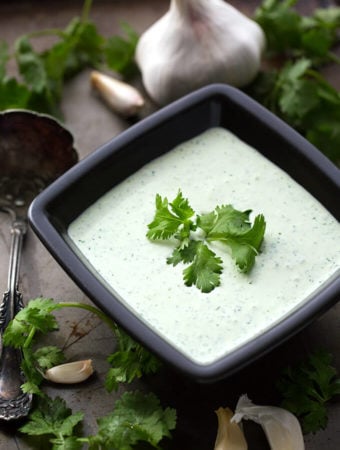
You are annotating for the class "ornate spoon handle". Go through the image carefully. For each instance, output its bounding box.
[0,217,32,420]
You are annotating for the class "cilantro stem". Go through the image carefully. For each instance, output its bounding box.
[23,28,65,40]
[55,302,118,335]
[81,0,93,22]
[24,326,37,349]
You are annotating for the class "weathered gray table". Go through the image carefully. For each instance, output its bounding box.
[0,1,339,449]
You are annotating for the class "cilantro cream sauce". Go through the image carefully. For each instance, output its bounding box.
[68,127,340,365]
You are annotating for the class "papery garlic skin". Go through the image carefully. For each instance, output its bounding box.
[135,0,265,105]
[231,395,305,450]
[214,407,248,450]
[90,71,144,117]
[44,359,94,384]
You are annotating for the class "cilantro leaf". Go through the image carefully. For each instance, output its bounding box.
[34,346,66,372]
[276,350,340,433]
[100,313,162,391]
[59,18,104,79]
[168,239,223,292]
[146,190,195,240]
[210,213,266,273]
[255,0,302,54]
[106,328,161,392]
[104,22,139,79]
[20,395,83,443]
[21,347,45,394]
[20,345,66,395]
[15,36,47,92]
[88,391,176,450]
[199,205,252,236]
[0,77,32,109]
[201,206,266,273]
[182,241,223,293]
[3,297,58,348]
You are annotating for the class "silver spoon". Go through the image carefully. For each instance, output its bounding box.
[0,110,77,420]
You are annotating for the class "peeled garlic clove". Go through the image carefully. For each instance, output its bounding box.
[90,71,145,117]
[135,0,266,105]
[214,407,248,450]
[44,359,94,384]
[231,394,305,450]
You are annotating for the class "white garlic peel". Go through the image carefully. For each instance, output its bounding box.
[44,359,94,384]
[90,71,145,117]
[231,394,305,450]
[135,0,265,105]
[214,407,248,450]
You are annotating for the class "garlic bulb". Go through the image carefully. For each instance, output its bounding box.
[231,394,305,450]
[90,71,145,117]
[44,359,94,384]
[135,0,265,105]
[214,407,248,450]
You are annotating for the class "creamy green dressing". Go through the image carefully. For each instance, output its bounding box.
[68,127,340,365]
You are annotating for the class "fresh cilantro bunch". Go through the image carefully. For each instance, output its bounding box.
[86,391,176,450]
[3,297,66,394]
[3,297,173,449]
[276,350,340,434]
[20,391,176,450]
[250,0,340,164]
[0,0,138,117]
[3,297,161,395]
[255,0,340,63]
[147,190,266,293]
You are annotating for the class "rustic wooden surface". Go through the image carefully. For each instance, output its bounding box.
[0,1,339,449]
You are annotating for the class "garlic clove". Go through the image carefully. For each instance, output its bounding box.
[231,394,305,450]
[90,70,145,117]
[214,407,248,450]
[135,0,266,105]
[44,359,94,384]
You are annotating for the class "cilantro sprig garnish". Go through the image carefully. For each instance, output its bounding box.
[147,190,266,293]
[276,350,340,434]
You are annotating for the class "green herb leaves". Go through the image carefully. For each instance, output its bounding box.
[20,396,84,450]
[104,22,139,79]
[20,391,176,450]
[4,297,173,449]
[251,1,340,165]
[255,1,340,63]
[277,350,340,434]
[105,328,162,392]
[0,1,138,117]
[88,391,176,449]
[147,190,266,293]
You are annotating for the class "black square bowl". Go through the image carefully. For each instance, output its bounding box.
[28,84,340,382]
